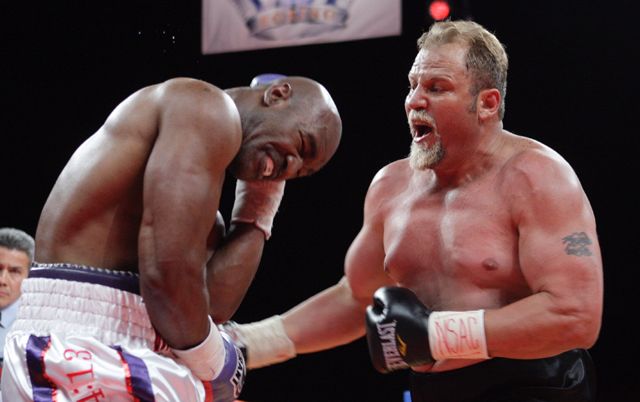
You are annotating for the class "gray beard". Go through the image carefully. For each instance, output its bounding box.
[409,140,444,170]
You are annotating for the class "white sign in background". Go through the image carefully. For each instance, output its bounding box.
[202,0,402,55]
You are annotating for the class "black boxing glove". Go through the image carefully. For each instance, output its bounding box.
[366,286,489,373]
[366,286,434,372]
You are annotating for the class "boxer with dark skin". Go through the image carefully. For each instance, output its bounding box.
[33,76,341,355]
[226,21,602,402]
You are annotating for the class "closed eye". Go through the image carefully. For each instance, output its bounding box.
[299,131,317,160]
[299,131,306,157]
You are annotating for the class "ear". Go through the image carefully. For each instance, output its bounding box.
[477,88,501,121]
[263,82,293,106]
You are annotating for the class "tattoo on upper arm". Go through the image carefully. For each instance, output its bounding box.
[562,232,593,256]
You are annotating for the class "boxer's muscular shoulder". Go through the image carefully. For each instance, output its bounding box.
[499,138,582,217]
[107,78,241,148]
[156,78,241,138]
[344,161,405,301]
[360,159,413,222]
[371,158,411,184]
[502,140,576,192]
[154,77,227,104]
[367,159,411,201]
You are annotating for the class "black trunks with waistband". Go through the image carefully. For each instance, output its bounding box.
[409,348,596,402]
[29,262,140,295]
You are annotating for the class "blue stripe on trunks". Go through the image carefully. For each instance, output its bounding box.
[26,335,56,402]
[112,345,155,402]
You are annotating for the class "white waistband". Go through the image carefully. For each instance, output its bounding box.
[12,278,160,350]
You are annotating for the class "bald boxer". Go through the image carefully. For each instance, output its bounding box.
[0,75,341,401]
[223,21,602,402]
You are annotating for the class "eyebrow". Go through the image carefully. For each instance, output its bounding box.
[412,72,452,82]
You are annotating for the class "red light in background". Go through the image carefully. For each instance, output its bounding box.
[429,1,451,21]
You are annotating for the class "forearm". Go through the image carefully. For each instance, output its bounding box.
[137,219,210,349]
[283,278,366,354]
[485,291,601,359]
[205,179,285,322]
[223,277,366,369]
[140,260,211,349]
[206,223,266,323]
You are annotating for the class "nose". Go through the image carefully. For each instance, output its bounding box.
[0,268,8,285]
[405,87,427,112]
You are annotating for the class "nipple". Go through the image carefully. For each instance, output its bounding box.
[482,258,499,271]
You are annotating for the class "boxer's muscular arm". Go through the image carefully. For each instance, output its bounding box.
[139,78,242,349]
[234,225,387,368]
[282,169,394,354]
[484,150,603,359]
[206,222,267,323]
[203,185,282,322]
[280,277,363,354]
[222,168,394,369]
[222,231,378,369]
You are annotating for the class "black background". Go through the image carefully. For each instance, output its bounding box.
[2,1,638,401]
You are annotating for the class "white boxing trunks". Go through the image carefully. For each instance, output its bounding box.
[0,263,243,402]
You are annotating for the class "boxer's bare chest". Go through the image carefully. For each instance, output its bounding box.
[382,173,526,309]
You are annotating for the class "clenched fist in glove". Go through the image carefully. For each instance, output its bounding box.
[231,179,285,240]
[366,286,489,373]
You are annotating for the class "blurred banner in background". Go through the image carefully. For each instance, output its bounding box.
[202,0,402,55]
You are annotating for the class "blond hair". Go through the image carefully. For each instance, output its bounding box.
[418,20,508,119]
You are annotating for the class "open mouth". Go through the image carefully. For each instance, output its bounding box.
[412,121,434,143]
[260,150,284,180]
[262,155,275,178]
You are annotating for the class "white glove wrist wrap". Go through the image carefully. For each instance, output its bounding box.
[427,310,489,361]
[231,180,285,240]
[172,316,225,381]
[231,315,296,369]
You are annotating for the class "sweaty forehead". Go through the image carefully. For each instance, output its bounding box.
[410,44,468,77]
